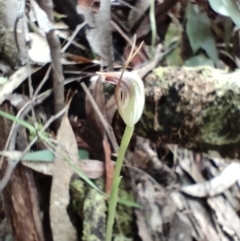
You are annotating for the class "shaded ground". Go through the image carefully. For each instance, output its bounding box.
[0,0,240,241]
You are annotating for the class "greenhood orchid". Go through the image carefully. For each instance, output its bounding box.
[98,70,145,241]
[98,71,145,127]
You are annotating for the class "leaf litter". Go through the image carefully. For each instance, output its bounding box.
[50,107,78,241]
[1,0,240,241]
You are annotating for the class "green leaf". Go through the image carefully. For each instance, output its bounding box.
[53,11,67,20]
[67,160,105,195]
[186,4,218,65]
[208,0,240,28]
[0,110,36,134]
[208,0,229,16]
[22,149,89,162]
[223,17,233,49]
[164,21,183,66]
[184,55,214,67]
[114,235,132,241]
[23,150,54,162]
[117,198,143,209]
[78,149,89,160]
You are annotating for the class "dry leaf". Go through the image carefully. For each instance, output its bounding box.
[208,196,240,239]
[186,198,220,241]
[0,66,39,104]
[105,95,117,124]
[64,53,93,63]
[132,169,176,241]
[181,162,240,197]
[28,33,51,64]
[76,0,113,68]
[81,76,106,161]
[174,147,240,241]
[1,150,113,179]
[135,209,153,241]
[102,136,113,194]
[31,0,54,33]
[22,161,54,176]
[128,0,150,30]
[168,213,192,241]
[50,110,78,241]
[80,159,114,178]
[23,159,114,179]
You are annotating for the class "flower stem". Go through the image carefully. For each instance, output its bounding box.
[106,125,134,241]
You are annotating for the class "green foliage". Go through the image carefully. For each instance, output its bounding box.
[208,0,240,28]
[184,55,214,67]
[186,3,218,65]
[0,110,36,134]
[23,150,54,162]
[164,20,183,66]
[78,149,89,160]
[106,126,134,241]
[22,149,89,162]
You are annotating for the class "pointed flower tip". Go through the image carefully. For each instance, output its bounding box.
[96,72,120,84]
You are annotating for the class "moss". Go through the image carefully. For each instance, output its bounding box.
[70,178,134,241]
[134,67,240,154]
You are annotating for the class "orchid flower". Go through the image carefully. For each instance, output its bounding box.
[98,70,145,241]
[98,71,145,127]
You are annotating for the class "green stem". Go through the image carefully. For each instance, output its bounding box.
[0,110,36,134]
[106,125,134,241]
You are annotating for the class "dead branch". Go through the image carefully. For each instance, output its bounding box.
[112,66,240,157]
[37,0,65,130]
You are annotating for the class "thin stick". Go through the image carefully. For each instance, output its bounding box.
[117,35,144,90]
[80,82,118,152]
[0,107,67,192]
[150,0,157,59]
[61,22,87,53]
[111,20,147,62]
[0,66,52,168]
